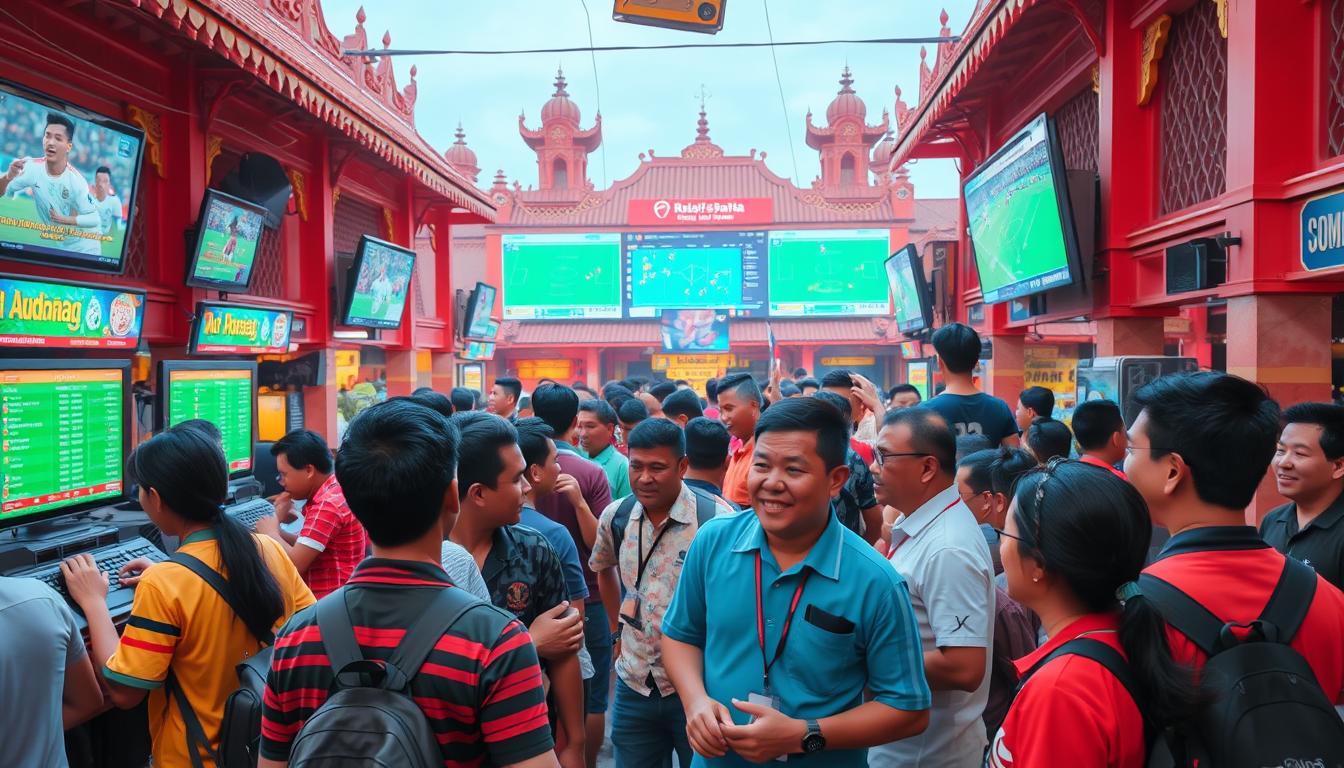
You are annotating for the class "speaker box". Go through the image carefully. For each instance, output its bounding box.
[1165,238,1227,294]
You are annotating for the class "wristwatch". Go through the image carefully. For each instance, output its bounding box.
[801,719,825,754]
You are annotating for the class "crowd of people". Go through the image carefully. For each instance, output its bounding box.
[6,322,1344,767]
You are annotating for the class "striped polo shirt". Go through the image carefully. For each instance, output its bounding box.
[260,558,554,766]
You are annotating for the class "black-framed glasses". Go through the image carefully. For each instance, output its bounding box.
[993,527,1027,544]
[875,451,930,468]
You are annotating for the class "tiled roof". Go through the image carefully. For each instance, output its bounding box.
[502,318,893,347]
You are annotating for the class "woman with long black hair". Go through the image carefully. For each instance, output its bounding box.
[63,427,314,768]
[988,459,1196,767]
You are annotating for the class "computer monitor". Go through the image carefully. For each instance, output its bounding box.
[0,358,131,530]
[156,360,257,479]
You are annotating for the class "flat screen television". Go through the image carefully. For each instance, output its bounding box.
[0,273,145,349]
[0,78,146,274]
[623,230,767,317]
[185,189,268,291]
[502,232,622,320]
[0,358,131,529]
[342,235,416,329]
[157,360,257,479]
[463,341,495,361]
[963,113,1081,304]
[766,229,891,316]
[484,320,499,340]
[660,309,730,352]
[884,244,934,335]
[463,281,496,339]
[189,302,293,355]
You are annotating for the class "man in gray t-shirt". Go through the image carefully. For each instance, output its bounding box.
[0,577,105,767]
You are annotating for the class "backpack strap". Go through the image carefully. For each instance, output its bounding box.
[1017,637,1155,750]
[171,552,274,645]
[1136,573,1225,657]
[165,671,218,768]
[608,494,641,554]
[690,488,718,527]
[1255,556,1318,645]
[316,588,364,677]
[385,587,484,690]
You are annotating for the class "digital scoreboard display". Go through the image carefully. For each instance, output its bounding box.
[766,229,890,316]
[502,232,622,320]
[623,230,766,317]
[165,368,254,474]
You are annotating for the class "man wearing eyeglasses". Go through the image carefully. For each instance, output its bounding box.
[869,409,995,768]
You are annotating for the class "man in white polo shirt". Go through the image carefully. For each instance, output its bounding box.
[869,408,994,767]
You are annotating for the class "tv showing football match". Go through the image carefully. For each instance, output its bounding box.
[660,309,730,352]
[766,229,890,316]
[624,231,767,317]
[963,113,1080,304]
[0,79,145,274]
[884,245,933,335]
[185,190,267,291]
[463,282,496,339]
[342,235,416,329]
[502,232,622,320]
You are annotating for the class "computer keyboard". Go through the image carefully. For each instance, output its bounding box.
[226,497,276,530]
[18,537,166,623]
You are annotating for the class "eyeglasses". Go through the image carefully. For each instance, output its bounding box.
[875,451,930,468]
[1124,445,1154,456]
[993,527,1027,544]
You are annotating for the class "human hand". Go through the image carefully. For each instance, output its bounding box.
[556,742,586,768]
[851,373,882,414]
[528,602,583,660]
[253,514,281,538]
[60,554,109,607]
[271,492,297,523]
[48,206,76,226]
[722,698,808,763]
[554,473,584,506]
[684,694,733,758]
[116,557,157,588]
[5,156,24,180]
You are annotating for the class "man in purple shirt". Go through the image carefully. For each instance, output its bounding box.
[532,383,616,768]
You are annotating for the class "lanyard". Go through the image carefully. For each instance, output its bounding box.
[634,513,673,591]
[754,552,811,693]
[888,499,959,559]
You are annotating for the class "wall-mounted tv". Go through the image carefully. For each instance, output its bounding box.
[0,78,146,274]
[624,230,767,317]
[766,229,890,316]
[660,309,729,352]
[462,341,495,361]
[884,244,934,336]
[463,281,496,339]
[341,235,416,329]
[484,320,499,340]
[185,189,268,291]
[963,113,1081,304]
[502,232,622,320]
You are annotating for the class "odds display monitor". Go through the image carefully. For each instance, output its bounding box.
[963,113,1080,304]
[767,229,891,316]
[185,190,267,291]
[884,245,934,335]
[463,282,496,339]
[159,361,256,478]
[342,235,416,329]
[660,309,729,352]
[624,231,767,317]
[0,79,146,274]
[502,232,622,320]
[190,302,292,355]
[0,359,130,527]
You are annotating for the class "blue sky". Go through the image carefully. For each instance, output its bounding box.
[323,0,977,199]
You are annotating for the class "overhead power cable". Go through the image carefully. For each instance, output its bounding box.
[345,36,960,58]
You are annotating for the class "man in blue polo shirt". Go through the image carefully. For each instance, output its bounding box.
[662,397,931,766]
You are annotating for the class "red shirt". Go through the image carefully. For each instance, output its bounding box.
[849,437,874,466]
[295,474,368,598]
[990,613,1145,768]
[1079,454,1127,480]
[1142,526,1344,704]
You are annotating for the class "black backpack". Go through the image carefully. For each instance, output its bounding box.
[285,585,487,767]
[162,552,275,768]
[609,488,718,553]
[1139,557,1344,768]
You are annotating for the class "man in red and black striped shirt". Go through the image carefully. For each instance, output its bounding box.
[259,399,558,768]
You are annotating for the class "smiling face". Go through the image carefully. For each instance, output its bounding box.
[748,430,848,541]
[717,388,759,441]
[1274,422,1344,502]
[43,121,71,169]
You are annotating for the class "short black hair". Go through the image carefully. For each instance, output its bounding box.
[494,377,522,401]
[812,390,852,422]
[450,411,519,500]
[514,417,555,471]
[674,379,690,387]
[684,417,731,470]
[618,397,649,424]
[271,429,334,474]
[409,389,454,419]
[820,369,856,389]
[531,382,579,436]
[1019,386,1055,419]
[170,418,222,445]
[955,433,993,462]
[449,386,477,413]
[627,418,685,458]
[717,372,762,405]
[1071,399,1125,451]
[1026,418,1073,463]
[792,367,809,378]
[649,381,677,402]
[778,380,801,398]
[578,398,618,426]
[662,388,704,421]
[888,383,921,402]
[95,165,112,177]
[755,397,850,471]
[1131,372,1281,510]
[1282,402,1344,461]
[989,447,1037,496]
[796,377,821,392]
[704,378,719,403]
[46,113,74,141]
[336,399,459,547]
[930,322,982,374]
[959,448,999,495]
[883,407,956,475]
[573,384,597,398]
[603,382,635,406]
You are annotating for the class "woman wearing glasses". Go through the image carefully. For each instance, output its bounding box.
[989,460,1196,767]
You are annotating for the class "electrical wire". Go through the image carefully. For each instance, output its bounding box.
[347,35,959,58]
[577,0,608,187]
[762,0,800,183]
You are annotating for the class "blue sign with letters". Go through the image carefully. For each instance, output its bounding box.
[1302,190,1344,271]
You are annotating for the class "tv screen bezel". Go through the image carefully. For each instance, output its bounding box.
[184,189,270,291]
[155,359,258,481]
[463,281,497,340]
[0,78,147,276]
[962,112,1083,305]
[188,301,294,356]
[340,235,417,330]
[884,244,934,336]
[0,357,132,530]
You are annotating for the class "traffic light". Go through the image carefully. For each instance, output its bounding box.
[613,0,726,35]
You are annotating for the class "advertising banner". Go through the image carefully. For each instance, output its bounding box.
[0,275,143,349]
[192,303,292,354]
[628,198,773,226]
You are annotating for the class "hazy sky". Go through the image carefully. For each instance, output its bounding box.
[322,0,977,199]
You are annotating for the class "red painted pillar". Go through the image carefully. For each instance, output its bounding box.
[432,352,456,392]
[385,350,416,398]
[585,347,602,388]
[299,134,337,441]
[983,334,1025,402]
[1095,317,1164,357]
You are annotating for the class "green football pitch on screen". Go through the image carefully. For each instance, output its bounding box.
[503,239,621,309]
[968,163,1069,295]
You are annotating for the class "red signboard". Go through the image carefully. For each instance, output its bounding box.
[628,198,774,226]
